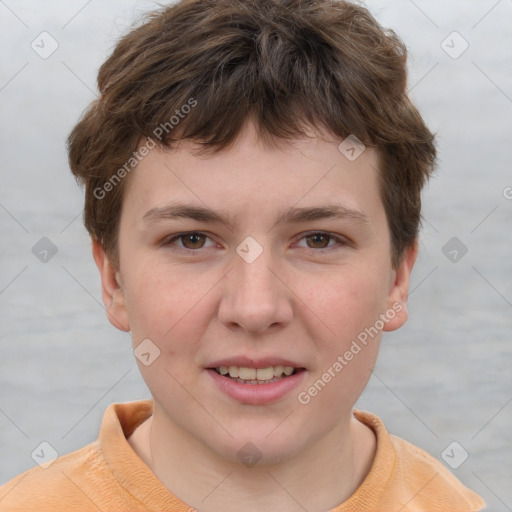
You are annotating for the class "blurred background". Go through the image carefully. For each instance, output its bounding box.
[1,0,511,509]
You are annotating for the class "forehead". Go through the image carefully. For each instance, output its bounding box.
[123,121,384,228]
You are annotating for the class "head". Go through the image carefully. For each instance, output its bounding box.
[68,0,436,464]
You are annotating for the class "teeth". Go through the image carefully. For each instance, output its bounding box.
[273,365,284,377]
[238,367,256,380]
[216,365,297,381]
[256,367,274,380]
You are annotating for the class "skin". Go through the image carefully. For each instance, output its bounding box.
[93,120,417,512]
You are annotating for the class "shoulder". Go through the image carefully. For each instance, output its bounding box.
[0,441,119,511]
[351,410,486,512]
[388,434,486,511]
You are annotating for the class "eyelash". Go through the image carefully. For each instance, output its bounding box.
[163,231,349,253]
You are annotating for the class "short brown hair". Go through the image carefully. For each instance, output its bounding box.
[67,0,436,268]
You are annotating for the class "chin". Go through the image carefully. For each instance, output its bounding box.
[204,420,314,468]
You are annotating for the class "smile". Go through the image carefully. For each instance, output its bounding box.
[213,365,299,384]
[207,366,307,405]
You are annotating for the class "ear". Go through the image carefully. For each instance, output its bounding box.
[382,239,418,332]
[92,238,130,332]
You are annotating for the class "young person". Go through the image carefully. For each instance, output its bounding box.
[0,0,486,510]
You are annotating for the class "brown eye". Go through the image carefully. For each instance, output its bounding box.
[180,233,206,249]
[305,233,332,249]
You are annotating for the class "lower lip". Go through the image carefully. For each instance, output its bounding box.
[206,369,307,405]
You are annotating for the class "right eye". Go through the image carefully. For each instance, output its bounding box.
[164,232,216,251]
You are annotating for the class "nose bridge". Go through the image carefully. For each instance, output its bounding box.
[236,251,277,299]
[218,238,292,333]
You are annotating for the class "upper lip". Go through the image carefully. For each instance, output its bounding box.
[207,356,306,369]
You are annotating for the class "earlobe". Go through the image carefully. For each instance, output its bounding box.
[92,239,130,332]
[383,240,418,332]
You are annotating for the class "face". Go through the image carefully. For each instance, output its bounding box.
[94,120,415,465]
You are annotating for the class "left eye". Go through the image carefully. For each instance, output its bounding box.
[295,232,344,250]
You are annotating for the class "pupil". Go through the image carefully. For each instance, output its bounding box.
[309,234,329,248]
[185,234,203,248]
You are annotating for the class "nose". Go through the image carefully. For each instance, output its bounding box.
[217,245,293,335]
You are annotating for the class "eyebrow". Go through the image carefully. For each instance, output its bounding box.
[142,202,369,230]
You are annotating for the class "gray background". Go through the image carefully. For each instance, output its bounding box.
[1,0,511,509]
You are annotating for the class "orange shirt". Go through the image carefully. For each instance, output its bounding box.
[0,400,485,511]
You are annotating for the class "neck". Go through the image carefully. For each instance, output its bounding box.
[129,404,376,512]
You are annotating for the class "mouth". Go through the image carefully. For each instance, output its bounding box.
[209,365,305,385]
[205,362,307,405]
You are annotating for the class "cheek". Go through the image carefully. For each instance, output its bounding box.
[126,269,213,403]
[298,283,383,419]
[304,264,389,345]
[123,262,218,359]
[298,265,387,403]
